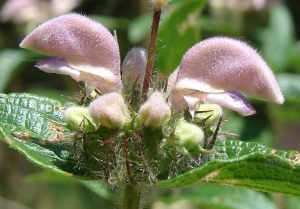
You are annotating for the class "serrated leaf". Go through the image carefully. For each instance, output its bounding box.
[0,93,88,177]
[156,0,205,75]
[156,140,300,197]
[159,184,277,209]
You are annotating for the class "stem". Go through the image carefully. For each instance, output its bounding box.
[141,8,162,102]
[123,184,141,209]
[206,116,223,149]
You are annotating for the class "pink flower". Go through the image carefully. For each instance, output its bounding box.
[169,37,284,117]
[19,13,283,121]
[19,13,122,94]
[1,0,82,26]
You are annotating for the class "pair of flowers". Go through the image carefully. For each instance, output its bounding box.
[19,13,284,128]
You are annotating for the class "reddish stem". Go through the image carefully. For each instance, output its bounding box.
[141,8,162,102]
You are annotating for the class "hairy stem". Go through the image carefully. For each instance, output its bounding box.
[206,116,223,149]
[123,184,141,209]
[142,7,162,102]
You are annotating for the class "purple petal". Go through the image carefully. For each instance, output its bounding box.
[206,90,256,116]
[36,57,80,80]
[36,57,120,93]
[20,13,122,93]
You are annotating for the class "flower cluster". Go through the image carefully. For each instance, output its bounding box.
[20,13,284,184]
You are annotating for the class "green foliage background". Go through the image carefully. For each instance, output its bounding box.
[0,0,300,208]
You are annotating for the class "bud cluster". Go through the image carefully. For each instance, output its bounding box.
[20,12,284,188]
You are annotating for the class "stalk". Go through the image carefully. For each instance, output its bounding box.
[141,7,162,102]
[122,184,141,209]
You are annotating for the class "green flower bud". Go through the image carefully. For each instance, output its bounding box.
[64,106,98,131]
[89,92,130,129]
[138,91,171,128]
[174,119,204,154]
[194,104,222,126]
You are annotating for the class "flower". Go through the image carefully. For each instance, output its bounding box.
[20,13,122,94]
[18,12,286,188]
[1,0,82,32]
[169,37,284,117]
[20,14,283,129]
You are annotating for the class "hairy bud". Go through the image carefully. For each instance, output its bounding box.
[174,119,204,154]
[194,104,222,126]
[89,93,130,129]
[138,91,171,128]
[64,106,98,131]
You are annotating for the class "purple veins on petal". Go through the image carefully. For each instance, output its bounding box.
[19,13,122,93]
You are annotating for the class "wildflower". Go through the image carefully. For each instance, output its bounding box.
[169,37,284,117]
[18,12,286,200]
[19,13,122,94]
[19,14,283,129]
[0,0,82,32]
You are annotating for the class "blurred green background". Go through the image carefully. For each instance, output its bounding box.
[0,0,300,208]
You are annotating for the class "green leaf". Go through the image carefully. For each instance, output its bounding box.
[259,5,295,73]
[128,13,152,44]
[79,180,112,200]
[287,196,300,209]
[159,185,277,209]
[277,73,300,98]
[0,49,27,92]
[0,93,88,177]
[156,0,205,75]
[156,140,300,197]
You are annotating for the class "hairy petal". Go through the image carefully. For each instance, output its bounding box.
[20,13,122,93]
[170,37,284,112]
[166,67,179,96]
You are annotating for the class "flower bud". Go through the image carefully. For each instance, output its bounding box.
[150,0,170,9]
[121,48,147,93]
[89,93,130,129]
[174,119,204,154]
[194,104,222,126]
[64,106,98,131]
[138,91,171,128]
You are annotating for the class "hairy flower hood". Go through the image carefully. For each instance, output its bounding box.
[169,37,284,116]
[19,13,122,94]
